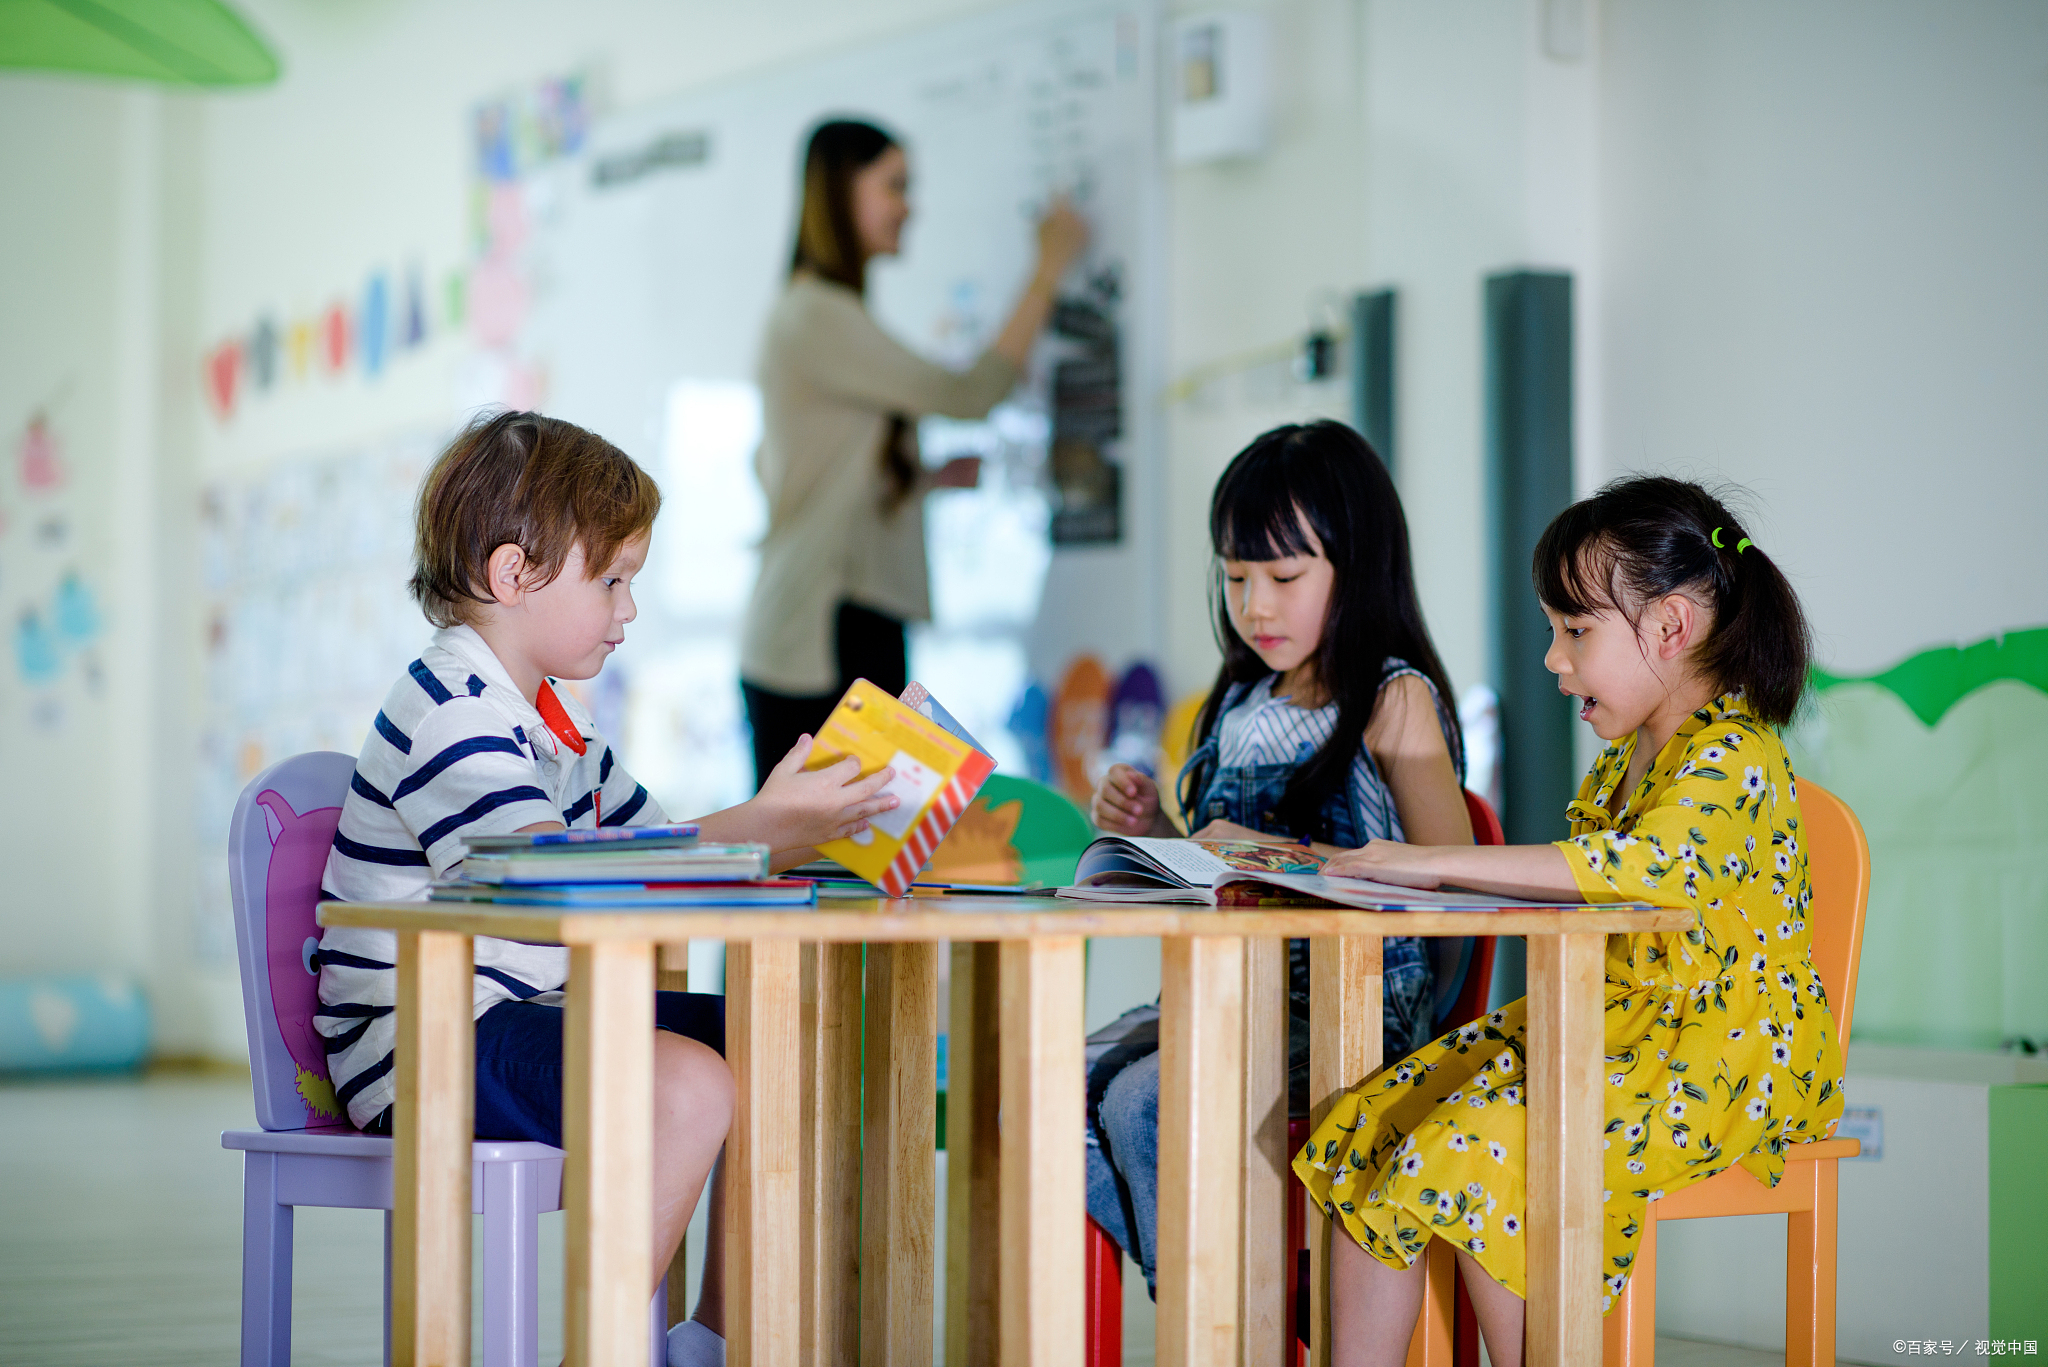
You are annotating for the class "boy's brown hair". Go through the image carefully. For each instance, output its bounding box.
[409,410,661,629]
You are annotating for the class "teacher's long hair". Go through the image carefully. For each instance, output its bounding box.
[789,117,919,508]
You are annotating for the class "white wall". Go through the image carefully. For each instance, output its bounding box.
[1596,0,2048,675]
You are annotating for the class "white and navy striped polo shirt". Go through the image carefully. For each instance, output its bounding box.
[314,623,664,1130]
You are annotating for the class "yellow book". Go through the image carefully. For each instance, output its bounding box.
[806,679,997,896]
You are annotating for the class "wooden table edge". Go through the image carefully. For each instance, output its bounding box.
[319,898,1691,942]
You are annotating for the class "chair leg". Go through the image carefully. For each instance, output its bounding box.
[240,1152,293,1367]
[1405,1240,1455,1367]
[1604,1206,1657,1367]
[1085,1217,1123,1367]
[383,1211,394,1367]
[480,1159,543,1367]
[1786,1161,1837,1367]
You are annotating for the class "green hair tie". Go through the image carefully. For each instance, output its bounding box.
[1711,527,1754,554]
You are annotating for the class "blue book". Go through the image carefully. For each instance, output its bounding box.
[462,823,700,854]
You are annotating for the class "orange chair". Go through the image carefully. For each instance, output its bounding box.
[1602,779,1870,1367]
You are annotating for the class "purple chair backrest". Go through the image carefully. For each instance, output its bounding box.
[228,751,358,1131]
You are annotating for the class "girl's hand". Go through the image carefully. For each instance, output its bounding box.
[1323,839,1444,889]
[1091,763,1167,835]
[1188,819,1293,847]
[749,735,900,849]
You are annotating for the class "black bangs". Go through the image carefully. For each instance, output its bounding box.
[1210,443,1328,563]
[1532,502,1623,619]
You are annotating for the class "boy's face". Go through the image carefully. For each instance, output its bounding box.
[518,535,647,682]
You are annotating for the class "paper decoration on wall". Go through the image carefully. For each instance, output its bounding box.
[458,70,594,412]
[1103,660,1164,776]
[17,413,65,492]
[1007,680,1050,782]
[199,261,454,422]
[205,340,240,419]
[358,273,389,376]
[12,573,102,695]
[1050,654,1112,803]
[247,315,279,391]
[321,302,349,373]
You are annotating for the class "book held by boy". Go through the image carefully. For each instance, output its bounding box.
[1058,835,1642,912]
[805,678,996,897]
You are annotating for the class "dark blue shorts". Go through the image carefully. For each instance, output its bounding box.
[364,990,725,1150]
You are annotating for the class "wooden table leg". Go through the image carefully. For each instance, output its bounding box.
[944,941,1002,1367]
[863,942,938,1367]
[1307,934,1383,1367]
[727,940,801,1367]
[801,943,862,1367]
[657,957,693,1330]
[564,940,655,1366]
[1158,936,1246,1367]
[1523,932,1606,1367]
[997,937,1084,1367]
[1239,937,1290,1367]
[391,929,473,1367]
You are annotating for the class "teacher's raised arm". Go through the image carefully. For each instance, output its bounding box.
[739,118,1087,788]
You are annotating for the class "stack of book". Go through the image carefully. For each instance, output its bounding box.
[430,824,816,908]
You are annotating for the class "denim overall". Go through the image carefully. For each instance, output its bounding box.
[1083,675,1440,1292]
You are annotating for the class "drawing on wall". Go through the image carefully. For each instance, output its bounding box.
[193,431,438,962]
[3,406,103,731]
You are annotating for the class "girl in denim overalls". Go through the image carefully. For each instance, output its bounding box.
[1085,421,1472,1294]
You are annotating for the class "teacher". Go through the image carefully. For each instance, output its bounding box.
[739,117,1088,786]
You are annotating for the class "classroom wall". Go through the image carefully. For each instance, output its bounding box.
[0,81,196,1036]
[3,0,2041,1062]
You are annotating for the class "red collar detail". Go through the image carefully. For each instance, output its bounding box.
[536,682,588,756]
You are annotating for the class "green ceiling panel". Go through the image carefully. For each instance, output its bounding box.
[0,0,278,86]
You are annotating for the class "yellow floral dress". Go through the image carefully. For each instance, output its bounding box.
[1293,691,1846,1310]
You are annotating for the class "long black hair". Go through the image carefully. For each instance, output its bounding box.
[786,118,921,508]
[1179,421,1461,835]
[1533,475,1812,726]
[789,117,898,295]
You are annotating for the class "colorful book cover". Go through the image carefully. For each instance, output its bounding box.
[808,679,996,897]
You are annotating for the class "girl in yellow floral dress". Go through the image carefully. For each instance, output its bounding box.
[1297,477,1847,1367]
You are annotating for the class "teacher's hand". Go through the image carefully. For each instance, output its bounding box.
[932,456,981,489]
[1035,198,1089,283]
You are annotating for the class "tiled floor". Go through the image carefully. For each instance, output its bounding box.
[0,1073,1839,1366]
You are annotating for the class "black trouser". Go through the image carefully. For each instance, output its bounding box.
[741,600,907,791]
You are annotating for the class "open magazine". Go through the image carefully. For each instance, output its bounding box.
[1057,835,1613,912]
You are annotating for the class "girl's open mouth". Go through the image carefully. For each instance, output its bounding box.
[1579,696,1598,722]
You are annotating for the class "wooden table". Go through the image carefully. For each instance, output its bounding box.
[318,896,1687,1367]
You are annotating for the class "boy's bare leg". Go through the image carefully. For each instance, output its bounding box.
[651,1033,734,1297]
[1452,1250,1524,1367]
[1328,1228,1426,1367]
[690,1156,725,1335]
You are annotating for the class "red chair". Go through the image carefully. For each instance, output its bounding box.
[1084,790,1504,1367]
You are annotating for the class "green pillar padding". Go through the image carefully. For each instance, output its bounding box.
[1989,1083,2048,1335]
[1351,289,1396,474]
[1484,269,1576,846]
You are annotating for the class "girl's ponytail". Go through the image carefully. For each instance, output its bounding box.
[1533,476,1812,726]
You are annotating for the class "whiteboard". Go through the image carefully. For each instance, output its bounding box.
[518,0,1165,810]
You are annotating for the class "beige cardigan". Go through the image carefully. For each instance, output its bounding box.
[740,274,1020,694]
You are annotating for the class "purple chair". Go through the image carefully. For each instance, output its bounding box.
[220,751,668,1366]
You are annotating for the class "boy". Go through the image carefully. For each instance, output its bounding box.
[315,411,896,1365]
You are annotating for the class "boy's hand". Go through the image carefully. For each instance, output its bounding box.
[752,735,899,849]
[1091,763,1165,835]
[1323,839,1443,889]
